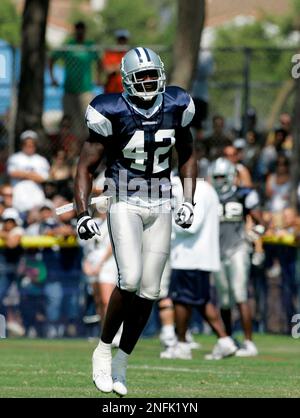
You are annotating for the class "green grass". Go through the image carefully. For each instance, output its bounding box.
[0,335,299,398]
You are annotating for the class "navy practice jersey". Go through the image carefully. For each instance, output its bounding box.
[85,86,195,200]
[218,187,260,258]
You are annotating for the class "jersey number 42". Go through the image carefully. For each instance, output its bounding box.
[122,129,175,173]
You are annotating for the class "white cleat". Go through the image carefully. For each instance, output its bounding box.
[205,337,237,360]
[159,332,178,349]
[112,356,128,396]
[185,329,202,350]
[160,342,192,360]
[92,346,113,393]
[235,340,258,357]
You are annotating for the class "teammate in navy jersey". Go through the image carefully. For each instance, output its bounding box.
[208,157,264,358]
[74,47,197,395]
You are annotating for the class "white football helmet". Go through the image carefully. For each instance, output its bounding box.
[208,157,236,195]
[120,47,166,101]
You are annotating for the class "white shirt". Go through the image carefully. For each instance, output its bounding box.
[170,177,221,272]
[7,151,50,187]
[7,151,50,211]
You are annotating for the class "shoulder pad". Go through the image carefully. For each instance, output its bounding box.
[85,94,123,137]
[165,86,195,127]
[239,188,260,209]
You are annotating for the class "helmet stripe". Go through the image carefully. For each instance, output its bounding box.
[143,47,151,62]
[134,48,143,63]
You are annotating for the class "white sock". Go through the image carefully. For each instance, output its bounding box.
[161,324,175,337]
[218,336,232,345]
[95,339,111,357]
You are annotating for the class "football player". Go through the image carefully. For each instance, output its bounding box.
[208,157,264,357]
[74,47,197,395]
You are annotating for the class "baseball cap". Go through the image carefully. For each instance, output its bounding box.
[39,199,54,211]
[1,208,22,225]
[20,130,38,142]
[233,138,246,149]
[114,29,130,39]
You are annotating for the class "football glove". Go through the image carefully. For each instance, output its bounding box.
[77,211,101,240]
[246,224,265,242]
[175,202,195,229]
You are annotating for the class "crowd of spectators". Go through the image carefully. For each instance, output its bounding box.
[0,106,299,338]
[0,29,299,338]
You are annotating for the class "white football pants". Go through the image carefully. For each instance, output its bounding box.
[213,242,251,308]
[107,200,172,300]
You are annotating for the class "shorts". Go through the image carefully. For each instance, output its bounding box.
[86,260,118,286]
[168,269,210,306]
[190,98,208,129]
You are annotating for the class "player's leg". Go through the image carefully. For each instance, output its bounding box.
[160,302,193,360]
[230,244,258,357]
[220,307,232,337]
[100,201,143,342]
[214,260,233,335]
[161,270,202,360]
[112,204,171,395]
[98,282,115,323]
[157,260,177,349]
[92,201,143,393]
[205,265,238,359]
[89,281,101,329]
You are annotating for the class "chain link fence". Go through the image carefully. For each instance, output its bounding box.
[0,45,298,161]
[206,47,298,135]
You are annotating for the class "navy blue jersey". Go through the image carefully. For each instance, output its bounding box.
[85,86,195,199]
[218,187,260,258]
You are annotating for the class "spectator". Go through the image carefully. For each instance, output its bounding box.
[160,176,237,360]
[241,107,264,146]
[50,149,73,182]
[223,144,253,188]
[101,29,130,94]
[50,115,79,159]
[0,184,13,209]
[266,112,293,155]
[37,201,64,338]
[49,21,101,141]
[258,128,289,177]
[56,206,82,338]
[243,129,262,182]
[190,49,214,141]
[265,154,291,212]
[204,115,232,160]
[82,212,119,342]
[0,208,24,335]
[7,130,50,213]
[264,207,298,332]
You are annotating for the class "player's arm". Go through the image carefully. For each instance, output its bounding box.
[174,127,198,228]
[74,133,105,240]
[176,127,197,204]
[74,137,105,214]
[245,190,267,240]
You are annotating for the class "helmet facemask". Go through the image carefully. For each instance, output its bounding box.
[121,48,166,101]
[212,174,234,194]
[208,158,236,196]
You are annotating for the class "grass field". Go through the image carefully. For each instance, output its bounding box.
[0,334,299,398]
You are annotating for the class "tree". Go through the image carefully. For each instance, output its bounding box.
[170,0,206,90]
[14,0,49,150]
[0,0,20,46]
